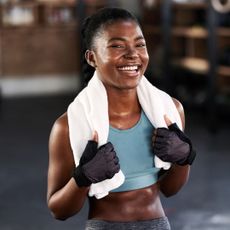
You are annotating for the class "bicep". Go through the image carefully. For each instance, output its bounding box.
[47,113,75,201]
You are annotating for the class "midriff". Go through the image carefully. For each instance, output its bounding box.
[88,183,165,221]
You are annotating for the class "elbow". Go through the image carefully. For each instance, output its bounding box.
[47,202,68,221]
[50,210,69,221]
[47,199,77,221]
[46,185,87,220]
[161,188,179,198]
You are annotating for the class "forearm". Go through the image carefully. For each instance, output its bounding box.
[158,164,190,197]
[48,178,89,220]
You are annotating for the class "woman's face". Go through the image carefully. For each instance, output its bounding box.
[89,20,149,90]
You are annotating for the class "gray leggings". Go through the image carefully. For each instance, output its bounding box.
[85,216,171,230]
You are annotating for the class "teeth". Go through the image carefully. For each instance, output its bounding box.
[118,66,138,71]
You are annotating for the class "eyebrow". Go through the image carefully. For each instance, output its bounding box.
[108,35,145,43]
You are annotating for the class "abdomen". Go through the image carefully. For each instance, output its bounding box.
[88,183,165,221]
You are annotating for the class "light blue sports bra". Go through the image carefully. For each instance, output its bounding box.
[108,111,160,192]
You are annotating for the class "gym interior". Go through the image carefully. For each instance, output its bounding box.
[0,0,230,229]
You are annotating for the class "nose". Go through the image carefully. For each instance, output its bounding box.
[124,47,138,59]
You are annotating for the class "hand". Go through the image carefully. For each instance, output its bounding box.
[152,115,196,166]
[82,142,120,183]
[73,132,120,187]
[79,131,98,166]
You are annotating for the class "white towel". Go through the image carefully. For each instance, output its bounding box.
[67,72,182,199]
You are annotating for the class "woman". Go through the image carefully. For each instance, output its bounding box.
[47,8,195,230]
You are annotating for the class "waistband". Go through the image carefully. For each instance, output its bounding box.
[85,216,171,230]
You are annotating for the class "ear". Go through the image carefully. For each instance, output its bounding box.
[85,50,97,68]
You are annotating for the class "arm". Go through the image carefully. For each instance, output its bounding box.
[47,113,89,220]
[158,98,190,197]
[47,113,119,220]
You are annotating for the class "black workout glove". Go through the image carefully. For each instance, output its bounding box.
[79,140,98,165]
[152,123,196,166]
[73,142,120,187]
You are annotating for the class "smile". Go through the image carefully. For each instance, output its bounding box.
[117,65,140,72]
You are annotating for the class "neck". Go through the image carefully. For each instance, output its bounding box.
[106,87,141,116]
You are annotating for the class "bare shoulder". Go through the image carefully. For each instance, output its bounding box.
[48,112,74,167]
[172,98,184,115]
[51,113,69,136]
[172,97,185,130]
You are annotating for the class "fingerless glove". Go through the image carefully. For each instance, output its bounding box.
[73,142,120,187]
[153,123,196,166]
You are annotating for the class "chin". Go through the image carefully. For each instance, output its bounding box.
[120,80,140,90]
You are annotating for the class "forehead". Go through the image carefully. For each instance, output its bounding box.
[97,20,143,41]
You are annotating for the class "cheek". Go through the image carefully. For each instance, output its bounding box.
[95,48,112,66]
[100,47,107,62]
[142,51,149,66]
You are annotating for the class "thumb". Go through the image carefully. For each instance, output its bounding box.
[92,131,98,143]
[164,114,173,127]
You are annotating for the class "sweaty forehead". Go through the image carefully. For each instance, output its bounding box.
[94,20,143,42]
[105,20,141,35]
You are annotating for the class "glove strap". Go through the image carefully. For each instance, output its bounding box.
[72,166,92,187]
[168,123,196,166]
[183,148,196,165]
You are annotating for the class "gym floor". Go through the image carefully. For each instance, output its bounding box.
[0,94,229,230]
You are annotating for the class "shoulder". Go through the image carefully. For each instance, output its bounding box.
[172,97,185,130]
[49,112,73,161]
[172,98,184,115]
[49,113,74,168]
[155,88,185,130]
[50,113,69,141]
[54,112,68,131]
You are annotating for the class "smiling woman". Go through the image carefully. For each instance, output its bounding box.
[84,15,149,91]
[47,7,196,230]
[87,20,148,91]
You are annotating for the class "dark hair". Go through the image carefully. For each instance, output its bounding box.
[81,7,140,85]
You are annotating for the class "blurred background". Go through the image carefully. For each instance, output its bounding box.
[0,0,230,229]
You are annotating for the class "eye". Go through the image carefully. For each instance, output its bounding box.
[136,43,146,48]
[109,44,125,49]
